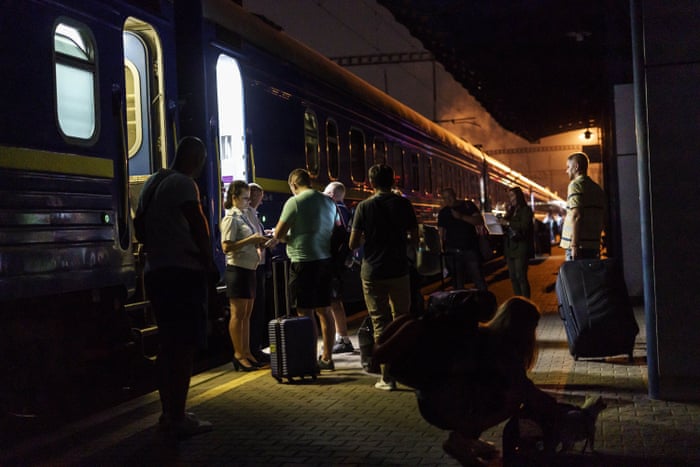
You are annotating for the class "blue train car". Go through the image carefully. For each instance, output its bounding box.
[0,0,180,411]
[0,0,563,413]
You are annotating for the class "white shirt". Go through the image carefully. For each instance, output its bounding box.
[220,207,260,270]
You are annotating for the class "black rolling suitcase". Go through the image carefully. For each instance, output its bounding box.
[556,258,639,361]
[268,258,318,383]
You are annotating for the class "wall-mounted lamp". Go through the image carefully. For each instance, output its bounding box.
[579,128,595,141]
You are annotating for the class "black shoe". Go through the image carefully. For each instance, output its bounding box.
[253,351,271,364]
[232,358,259,372]
[247,357,269,369]
[317,356,335,371]
[332,338,355,354]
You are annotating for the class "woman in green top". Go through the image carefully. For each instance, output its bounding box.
[501,187,534,297]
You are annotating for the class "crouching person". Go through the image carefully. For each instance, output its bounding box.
[374,296,600,466]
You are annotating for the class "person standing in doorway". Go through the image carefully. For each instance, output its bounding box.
[560,152,606,260]
[437,188,488,291]
[137,136,214,438]
[349,164,419,390]
[265,169,337,371]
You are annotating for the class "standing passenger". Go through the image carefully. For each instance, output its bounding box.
[500,186,534,297]
[323,181,355,354]
[349,164,419,390]
[560,152,606,260]
[137,136,213,438]
[265,169,337,370]
[246,182,271,363]
[221,181,268,371]
[437,188,488,291]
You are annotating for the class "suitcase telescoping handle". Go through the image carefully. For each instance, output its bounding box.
[272,256,291,318]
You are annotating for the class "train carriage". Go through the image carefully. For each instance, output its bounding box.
[0,0,179,411]
[0,0,563,414]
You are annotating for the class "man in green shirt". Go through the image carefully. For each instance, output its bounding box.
[267,169,337,370]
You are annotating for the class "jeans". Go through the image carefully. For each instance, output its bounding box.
[506,255,530,298]
[445,249,487,291]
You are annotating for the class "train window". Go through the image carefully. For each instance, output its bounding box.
[410,152,420,191]
[374,138,387,165]
[123,29,148,160]
[326,119,339,179]
[391,144,404,188]
[124,60,142,157]
[434,160,443,193]
[216,55,247,183]
[424,156,433,195]
[349,128,366,183]
[54,22,97,141]
[304,110,320,176]
[461,169,469,200]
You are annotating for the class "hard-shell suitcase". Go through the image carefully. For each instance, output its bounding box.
[268,258,318,383]
[556,258,639,361]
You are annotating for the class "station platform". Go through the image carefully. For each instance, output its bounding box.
[3,249,699,466]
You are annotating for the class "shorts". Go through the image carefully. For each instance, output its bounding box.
[145,267,208,348]
[289,259,332,309]
[225,264,257,299]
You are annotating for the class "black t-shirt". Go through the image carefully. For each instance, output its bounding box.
[437,200,479,250]
[353,192,418,280]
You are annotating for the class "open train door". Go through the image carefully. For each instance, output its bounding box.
[122,17,168,240]
[121,17,170,357]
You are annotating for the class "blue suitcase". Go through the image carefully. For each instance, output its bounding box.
[268,259,318,383]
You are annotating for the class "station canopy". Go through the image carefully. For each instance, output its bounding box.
[378,0,632,142]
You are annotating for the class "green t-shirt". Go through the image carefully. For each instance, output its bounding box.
[279,188,336,262]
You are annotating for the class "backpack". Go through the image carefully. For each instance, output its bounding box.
[133,169,172,243]
[330,205,352,271]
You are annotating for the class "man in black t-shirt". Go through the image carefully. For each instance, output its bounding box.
[350,164,418,391]
[437,188,487,291]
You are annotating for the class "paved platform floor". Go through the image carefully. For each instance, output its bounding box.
[3,249,700,466]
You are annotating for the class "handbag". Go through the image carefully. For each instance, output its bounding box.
[476,224,495,261]
[133,169,173,243]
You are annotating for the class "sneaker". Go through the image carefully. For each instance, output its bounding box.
[332,338,355,354]
[158,411,194,431]
[374,378,396,391]
[160,412,212,439]
[172,413,213,439]
[317,356,335,371]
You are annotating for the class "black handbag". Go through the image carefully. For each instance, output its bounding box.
[427,289,497,323]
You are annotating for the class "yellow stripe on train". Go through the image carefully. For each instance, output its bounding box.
[0,146,114,178]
